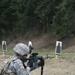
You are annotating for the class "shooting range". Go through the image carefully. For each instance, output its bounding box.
[55,41,62,59]
[2,41,7,56]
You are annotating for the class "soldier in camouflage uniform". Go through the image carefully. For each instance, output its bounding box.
[1,43,31,75]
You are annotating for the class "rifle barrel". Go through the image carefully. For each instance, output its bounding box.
[42,55,54,60]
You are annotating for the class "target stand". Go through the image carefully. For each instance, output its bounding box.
[2,41,7,56]
[55,41,62,60]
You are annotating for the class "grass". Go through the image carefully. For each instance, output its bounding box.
[0,47,75,59]
[60,53,75,59]
[32,49,75,59]
[0,47,14,55]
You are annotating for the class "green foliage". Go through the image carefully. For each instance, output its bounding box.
[0,0,18,37]
[0,0,75,39]
[12,0,39,34]
[35,0,55,33]
[52,0,75,38]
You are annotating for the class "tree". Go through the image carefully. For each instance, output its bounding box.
[35,0,55,33]
[52,0,75,38]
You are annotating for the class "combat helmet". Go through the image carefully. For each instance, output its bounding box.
[13,43,29,55]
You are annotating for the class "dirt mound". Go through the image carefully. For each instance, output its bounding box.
[6,33,75,51]
[6,34,58,50]
[63,45,75,53]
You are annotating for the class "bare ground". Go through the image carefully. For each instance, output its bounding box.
[0,55,75,75]
[30,58,75,75]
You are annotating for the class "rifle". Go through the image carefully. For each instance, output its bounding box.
[21,52,54,75]
[27,42,54,75]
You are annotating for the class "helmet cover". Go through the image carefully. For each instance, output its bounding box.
[13,43,29,55]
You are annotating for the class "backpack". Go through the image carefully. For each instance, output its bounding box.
[0,57,17,75]
[0,61,16,75]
